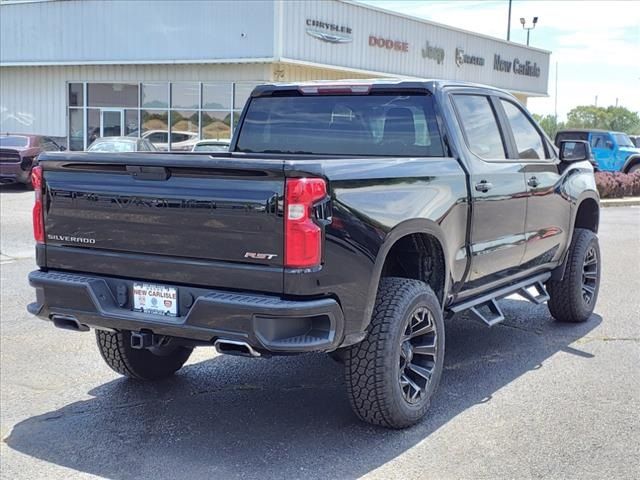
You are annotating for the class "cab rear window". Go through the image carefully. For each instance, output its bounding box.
[236,94,444,157]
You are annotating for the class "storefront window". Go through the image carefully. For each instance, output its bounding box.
[141,110,169,150]
[170,110,199,150]
[88,83,137,108]
[203,83,232,110]
[68,108,84,151]
[202,111,231,140]
[125,109,138,137]
[234,82,260,109]
[69,81,261,150]
[142,83,168,108]
[171,83,199,109]
[68,83,84,107]
[87,109,100,147]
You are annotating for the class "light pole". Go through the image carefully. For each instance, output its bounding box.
[520,16,538,46]
[507,0,513,41]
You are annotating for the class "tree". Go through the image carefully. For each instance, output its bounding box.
[605,106,640,134]
[531,114,565,139]
[565,105,640,134]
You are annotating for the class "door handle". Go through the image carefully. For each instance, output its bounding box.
[527,176,539,188]
[474,180,493,192]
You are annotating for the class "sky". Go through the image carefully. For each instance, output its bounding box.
[359,0,640,120]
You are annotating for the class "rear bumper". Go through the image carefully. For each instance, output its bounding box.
[28,270,344,354]
[0,163,30,184]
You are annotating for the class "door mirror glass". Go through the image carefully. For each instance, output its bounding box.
[605,140,614,149]
[559,140,589,162]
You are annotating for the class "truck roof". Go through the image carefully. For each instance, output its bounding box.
[251,78,513,97]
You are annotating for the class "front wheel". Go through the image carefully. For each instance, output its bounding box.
[96,330,193,380]
[547,228,601,323]
[345,278,445,428]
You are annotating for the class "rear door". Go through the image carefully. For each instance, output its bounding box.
[496,98,570,269]
[450,92,528,291]
[590,132,615,171]
[41,154,285,292]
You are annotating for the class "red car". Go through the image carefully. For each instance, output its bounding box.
[0,134,64,187]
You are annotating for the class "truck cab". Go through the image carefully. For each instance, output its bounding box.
[555,129,640,173]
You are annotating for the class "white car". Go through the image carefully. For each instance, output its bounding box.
[141,130,198,151]
[191,139,230,153]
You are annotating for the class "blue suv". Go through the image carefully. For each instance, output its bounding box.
[555,129,640,173]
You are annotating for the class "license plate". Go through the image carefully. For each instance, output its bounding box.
[132,282,178,317]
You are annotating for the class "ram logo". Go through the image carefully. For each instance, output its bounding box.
[244,252,278,260]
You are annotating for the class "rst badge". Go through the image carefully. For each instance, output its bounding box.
[244,252,278,260]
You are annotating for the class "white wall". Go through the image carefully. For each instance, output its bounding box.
[0,63,272,136]
[0,0,275,65]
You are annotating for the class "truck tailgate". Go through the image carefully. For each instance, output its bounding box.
[40,154,285,291]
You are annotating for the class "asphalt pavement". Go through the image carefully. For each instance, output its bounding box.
[1,183,638,480]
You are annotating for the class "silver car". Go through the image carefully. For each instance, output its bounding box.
[87,137,157,152]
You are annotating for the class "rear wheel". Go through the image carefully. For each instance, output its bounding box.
[96,330,193,380]
[547,228,601,323]
[345,278,445,428]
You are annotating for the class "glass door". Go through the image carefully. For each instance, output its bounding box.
[100,109,124,137]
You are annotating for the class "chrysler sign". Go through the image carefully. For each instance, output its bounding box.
[305,19,353,44]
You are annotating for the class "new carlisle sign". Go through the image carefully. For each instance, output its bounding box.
[493,54,541,77]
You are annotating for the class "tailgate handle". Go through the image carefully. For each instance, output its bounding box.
[126,165,170,181]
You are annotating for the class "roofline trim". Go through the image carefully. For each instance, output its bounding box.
[0,57,276,67]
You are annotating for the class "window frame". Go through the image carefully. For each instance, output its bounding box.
[495,97,556,162]
[450,92,510,162]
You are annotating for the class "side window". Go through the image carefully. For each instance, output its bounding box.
[500,100,548,160]
[452,95,506,159]
[591,134,607,149]
[148,132,167,143]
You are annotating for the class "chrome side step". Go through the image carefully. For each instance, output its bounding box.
[448,273,551,327]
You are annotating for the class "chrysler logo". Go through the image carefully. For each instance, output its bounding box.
[305,19,353,44]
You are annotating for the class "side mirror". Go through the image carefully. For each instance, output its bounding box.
[59,145,67,151]
[605,140,613,150]
[559,140,590,162]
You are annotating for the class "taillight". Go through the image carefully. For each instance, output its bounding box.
[31,166,45,244]
[284,178,327,268]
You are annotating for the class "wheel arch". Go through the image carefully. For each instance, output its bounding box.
[573,194,600,234]
[622,154,640,173]
[362,219,451,330]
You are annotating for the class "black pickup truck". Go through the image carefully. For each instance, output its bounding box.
[28,80,601,428]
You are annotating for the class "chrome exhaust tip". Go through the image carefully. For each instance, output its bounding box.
[214,339,261,358]
[50,314,89,332]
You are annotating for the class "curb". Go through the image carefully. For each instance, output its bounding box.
[600,197,640,207]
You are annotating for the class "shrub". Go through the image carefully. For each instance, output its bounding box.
[595,171,640,198]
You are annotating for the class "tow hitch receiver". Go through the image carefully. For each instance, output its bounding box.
[130,331,162,349]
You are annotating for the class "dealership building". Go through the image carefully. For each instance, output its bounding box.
[0,0,550,150]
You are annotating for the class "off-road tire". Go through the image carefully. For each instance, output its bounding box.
[96,330,193,380]
[547,228,601,323]
[345,277,445,429]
